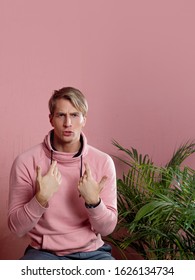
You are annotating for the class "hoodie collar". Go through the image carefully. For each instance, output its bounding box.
[43,130,88,164]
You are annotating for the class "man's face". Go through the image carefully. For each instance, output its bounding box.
[50,98,86,152]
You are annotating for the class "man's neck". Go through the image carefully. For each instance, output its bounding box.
[50,131,83,155]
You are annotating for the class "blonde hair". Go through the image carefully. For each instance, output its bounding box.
[49,87,88,116]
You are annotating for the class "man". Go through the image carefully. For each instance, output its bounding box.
[8,87,117,260]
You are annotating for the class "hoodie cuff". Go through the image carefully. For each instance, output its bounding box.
[86,199,106,215]
[85,198,101,208]
[24,196,48,218]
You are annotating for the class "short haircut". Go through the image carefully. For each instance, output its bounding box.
[49,87,88,116]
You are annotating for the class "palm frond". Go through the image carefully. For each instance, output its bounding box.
[110,140,195,259]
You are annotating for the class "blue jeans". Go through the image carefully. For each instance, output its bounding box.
[20,244,115,260]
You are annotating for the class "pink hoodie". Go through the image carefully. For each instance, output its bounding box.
[8,131,117,256]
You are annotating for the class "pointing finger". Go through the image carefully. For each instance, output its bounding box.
[49,160,57,175]
[36,166,42,181]
[84,163,92,178]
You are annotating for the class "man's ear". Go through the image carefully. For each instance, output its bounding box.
[82,115,87,128]
[49,114,54,127]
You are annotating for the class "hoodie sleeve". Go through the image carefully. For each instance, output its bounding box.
[8,156,47,237]
[86,155,118,236]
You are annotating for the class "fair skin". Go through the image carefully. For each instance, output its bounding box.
[36,98,107,206]
[78,163,107,205]
[49,98,86,153]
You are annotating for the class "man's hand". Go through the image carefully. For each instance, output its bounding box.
[78,163,107,205]
[35,161,62,206]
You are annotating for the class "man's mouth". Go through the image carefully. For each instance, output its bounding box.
[63,131,73,136]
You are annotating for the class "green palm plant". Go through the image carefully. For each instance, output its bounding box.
[109,140,195,259]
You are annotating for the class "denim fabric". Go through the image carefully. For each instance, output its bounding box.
[20,244,115,260]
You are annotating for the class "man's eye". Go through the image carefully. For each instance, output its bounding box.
[72,113,79,117]
[58,113,65,118]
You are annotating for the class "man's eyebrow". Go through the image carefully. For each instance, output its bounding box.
[56,111,80,115]
[55,111,65,114]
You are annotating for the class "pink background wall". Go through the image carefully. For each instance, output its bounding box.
[1,0,195,259]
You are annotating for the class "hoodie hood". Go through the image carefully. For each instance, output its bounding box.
[42,130,88,164]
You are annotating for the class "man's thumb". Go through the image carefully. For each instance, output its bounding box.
[99,176,107,190]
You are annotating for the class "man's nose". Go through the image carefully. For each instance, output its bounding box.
[64,115,72,126]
